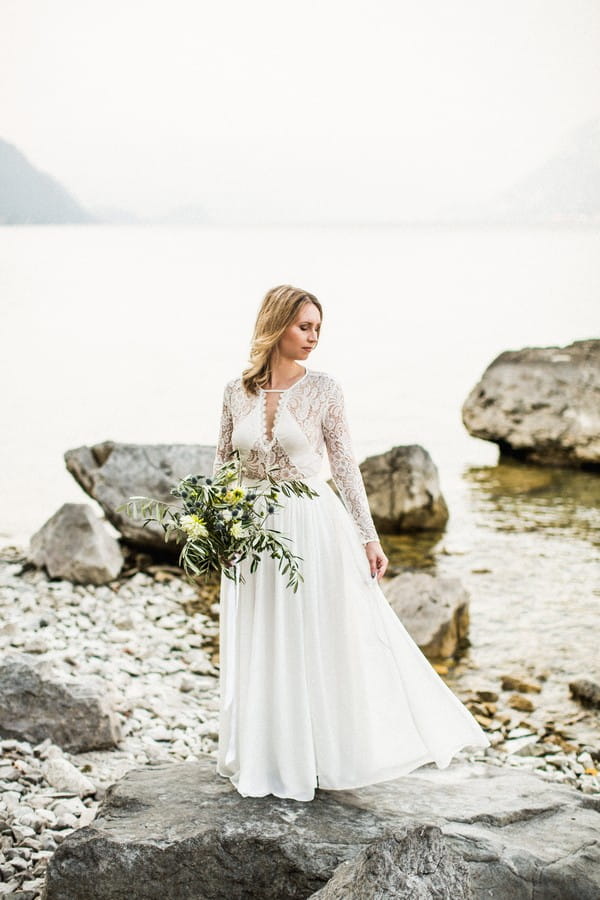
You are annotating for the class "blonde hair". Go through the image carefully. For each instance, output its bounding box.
[242,285,323,395]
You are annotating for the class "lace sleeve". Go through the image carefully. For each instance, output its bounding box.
[322,376,379,544]
[212,380,234,477]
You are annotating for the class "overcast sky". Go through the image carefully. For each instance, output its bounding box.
[2,0,600,221]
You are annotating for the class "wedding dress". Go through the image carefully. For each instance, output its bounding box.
[212,365,489,802]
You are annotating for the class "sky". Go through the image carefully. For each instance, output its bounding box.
[1,0,600,222]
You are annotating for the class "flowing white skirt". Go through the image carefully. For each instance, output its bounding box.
[216,475,489,802]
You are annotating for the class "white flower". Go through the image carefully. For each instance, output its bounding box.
[230,521,248,539]
[221,509,233,522]
[180,514,208,540]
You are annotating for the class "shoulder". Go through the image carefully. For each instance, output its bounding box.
[309,369,344,395]
[308,369,341,387]
[223,375,242,393]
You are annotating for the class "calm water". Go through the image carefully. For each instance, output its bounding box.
[1,224,599,725]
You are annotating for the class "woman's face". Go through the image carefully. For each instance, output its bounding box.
[277,302,321,362]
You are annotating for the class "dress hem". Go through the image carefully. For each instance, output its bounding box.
[215,732,490,802]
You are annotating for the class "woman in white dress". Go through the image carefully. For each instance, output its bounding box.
[213,285,489,802]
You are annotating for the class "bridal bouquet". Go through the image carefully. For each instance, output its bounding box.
[116,449,319,592]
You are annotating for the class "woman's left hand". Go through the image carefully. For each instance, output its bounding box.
[365,541,388,581]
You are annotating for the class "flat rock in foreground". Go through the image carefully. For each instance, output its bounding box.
[42,755,600,900]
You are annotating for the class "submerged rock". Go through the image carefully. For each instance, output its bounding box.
[462,339,600,469]
[42,755,600,900]
[29,502,123,584]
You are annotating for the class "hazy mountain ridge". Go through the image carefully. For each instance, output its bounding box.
[488,117,600,224]
[2,118,600,225]
[0,138,95,225]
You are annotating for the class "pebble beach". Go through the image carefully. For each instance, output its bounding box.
[1,542,598,899]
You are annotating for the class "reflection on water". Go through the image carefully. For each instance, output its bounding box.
[383,530,442,571]
[464,460,600,544]
[384,459,600,741]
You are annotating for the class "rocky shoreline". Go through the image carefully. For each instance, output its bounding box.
[0,542,598,898]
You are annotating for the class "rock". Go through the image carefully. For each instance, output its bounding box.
[569,679,600,708]
[501,675,542,693]
[507,693,535,712]
[42,756,600,900]
[381,572,470,661]
[351,444,449,532]
[461,339,600,469]
[28,503,123,584]
[64,441,214,555]
[475,689,499,703]
[0,653,121,752]
[310,824,472,898]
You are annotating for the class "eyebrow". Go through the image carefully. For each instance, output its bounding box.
[299,321,321,325]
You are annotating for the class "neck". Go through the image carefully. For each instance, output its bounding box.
[267,360,306,389]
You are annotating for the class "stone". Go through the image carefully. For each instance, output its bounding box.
[42,756,600,900]
[381,571,470,661]
[0,653,121,752]
[28,503,123,585]
[347,444,449,532]
[569,679,600,708]
[310,825,473,898]
[508,693,535,712]
[475,689,499,703]
[500,675,542,693]
[461,339,600,469]
[64,441,214,555]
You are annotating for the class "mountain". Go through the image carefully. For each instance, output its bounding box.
[488,117,600,224]
[0,138,95,224]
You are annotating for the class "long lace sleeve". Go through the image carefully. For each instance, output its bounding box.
[212,380,234,477]
[322,376,379,545]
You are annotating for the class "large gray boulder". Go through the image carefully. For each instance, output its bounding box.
[42,755,600,900]
[64,441,215,554]
[353,445,449,532]
[462,339,600,469]
[29,502,123,584]
[0,652,121,752]
[381,572,471,661]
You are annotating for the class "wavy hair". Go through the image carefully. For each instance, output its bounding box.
[241,285,323,395]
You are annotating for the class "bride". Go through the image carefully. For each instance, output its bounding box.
[212,284,489,802]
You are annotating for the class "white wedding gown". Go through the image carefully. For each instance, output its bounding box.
[212,366,489,802]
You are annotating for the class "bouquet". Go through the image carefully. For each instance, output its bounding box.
[116,449,319,593]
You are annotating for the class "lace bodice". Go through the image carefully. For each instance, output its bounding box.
[212,367,379,544]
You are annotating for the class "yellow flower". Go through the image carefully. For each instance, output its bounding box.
[224,487,247,504]
[180,514,208,540]
[230,521,248,539]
